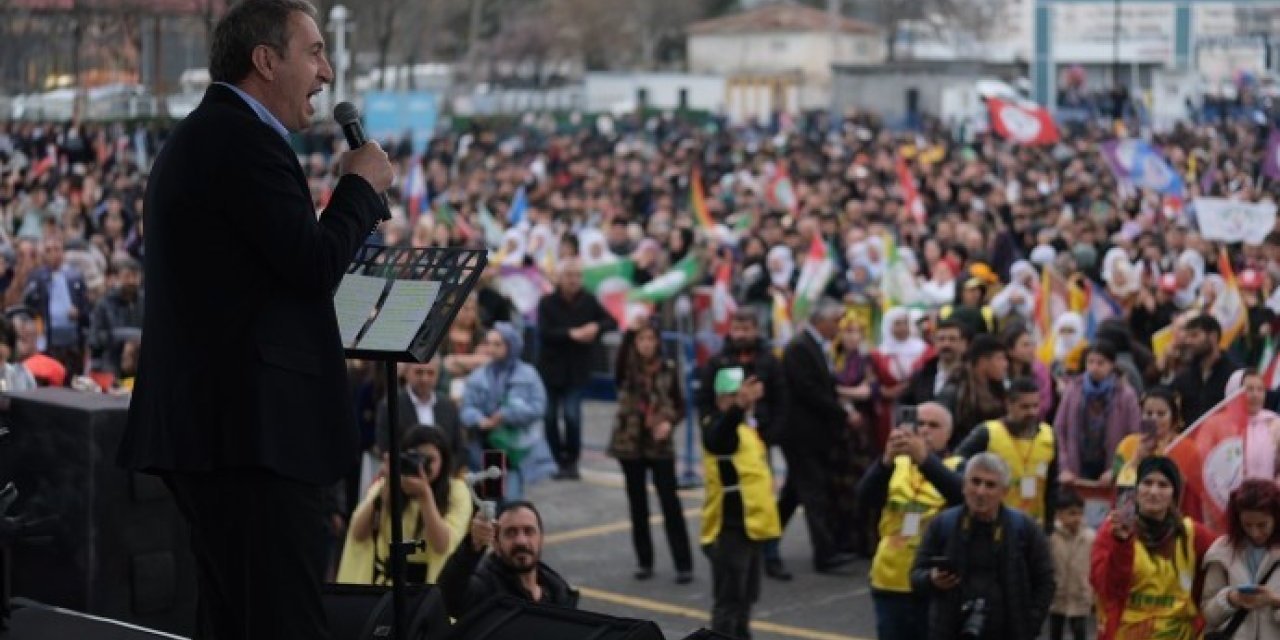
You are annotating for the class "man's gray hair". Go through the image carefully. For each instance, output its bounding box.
[209,0,318,84]
[918,401,953,432]
[965,452,1012,488]
[812,298,845,322]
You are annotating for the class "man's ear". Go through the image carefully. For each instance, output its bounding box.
[250,44,276,82]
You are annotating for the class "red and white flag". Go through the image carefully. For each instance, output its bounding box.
[896,155,925,223]
[986,98,1060,146]
[1166,390,1248,533]
[711,261,737,336]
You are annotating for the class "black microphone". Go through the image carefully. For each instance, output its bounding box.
[333,101,391,221]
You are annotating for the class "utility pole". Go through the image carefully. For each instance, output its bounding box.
[328,5,351,115]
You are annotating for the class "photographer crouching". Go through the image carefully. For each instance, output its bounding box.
[910,453,1054,640]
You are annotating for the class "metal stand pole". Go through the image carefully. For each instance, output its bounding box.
[384,360,407,640]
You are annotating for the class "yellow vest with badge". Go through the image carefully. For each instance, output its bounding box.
[1100,517,1199,640]
[984,420,1055,522]
[869,454,963,592]
[700,422,782,545]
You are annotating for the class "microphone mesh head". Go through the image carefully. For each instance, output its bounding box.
[333,102,360,125]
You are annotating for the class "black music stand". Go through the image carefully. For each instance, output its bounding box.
[335,244,487,640]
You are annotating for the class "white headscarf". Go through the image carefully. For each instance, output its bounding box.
[991,260,1037,321]
[1102,248,1140,297]
[577,228,613,267]
[499,228,527,267]
[878,306,929,380]
[1175,249,1206,309]
[1052,312,1085,363]
[767,245,795,288]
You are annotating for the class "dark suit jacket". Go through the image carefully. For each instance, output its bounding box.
[376,387,467,473]
[779,329,846,453]
[118,84,384,485]
[535,289,617,389]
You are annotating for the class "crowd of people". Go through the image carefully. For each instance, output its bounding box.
[7,87,1280,639]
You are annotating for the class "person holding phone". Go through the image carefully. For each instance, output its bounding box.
[1091,456,1214,640]
[857,402,963,640]
[1202,479,1280,640]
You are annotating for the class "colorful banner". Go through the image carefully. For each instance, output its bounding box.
[1166,390,1249,533]
[1193,197,1277,245]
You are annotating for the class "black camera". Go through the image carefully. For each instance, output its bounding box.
[959,598,986,639]
[399,451,427,476]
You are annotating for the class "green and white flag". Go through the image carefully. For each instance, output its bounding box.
[791,234,834,323]
[628,254,700,303]
[583,259,635,294]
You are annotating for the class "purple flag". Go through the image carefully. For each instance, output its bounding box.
[1264,130,1280,181]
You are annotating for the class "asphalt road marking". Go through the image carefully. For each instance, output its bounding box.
[545,507,701,545]
[577,586,872,640]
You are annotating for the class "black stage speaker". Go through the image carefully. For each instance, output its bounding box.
[447,596,665,640]
[6,598,181,640]
[322,583,449,640]
[0,389,196,635]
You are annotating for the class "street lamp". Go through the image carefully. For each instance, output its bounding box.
[328,5,352,116]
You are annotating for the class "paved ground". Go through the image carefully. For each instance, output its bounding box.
[523,401,878,640]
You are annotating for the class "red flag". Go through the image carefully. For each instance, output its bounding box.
[711,261,737,336]
[1166,390,1248,533]
[986,98,1060,146]
[896,155,924,223]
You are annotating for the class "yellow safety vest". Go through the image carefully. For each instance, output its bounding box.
[984,420,1055,522]
[869,454,963,592]
[1101,518,1199,640]
[700,423,782,545]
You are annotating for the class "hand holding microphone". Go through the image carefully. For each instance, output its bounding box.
[333,102,394,212]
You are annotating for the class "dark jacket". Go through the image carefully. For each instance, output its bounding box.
[24,264,89,348]
[697,338,787,445]
[1172,352,1239,425]
[901,354,952,407]
[779,329,845,453]
[437,533,579,620]
[910,505,1055,640]
[375,387,467,473]
[535,289,617,389]
[118,84,384,485]
[88,288,144,374]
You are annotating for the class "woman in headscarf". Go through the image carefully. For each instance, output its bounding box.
[745,244,797,307]
[830,311,879,554]
[498,228,528,268]
[875,307,932,385]
[1103,248,1142,311]
[1050,312,1086,378]
[990,260,1038,327]
[1174,249,1206,309]
[460,323,557,499]
[578,228,615,268]
[1091,457,1214,640]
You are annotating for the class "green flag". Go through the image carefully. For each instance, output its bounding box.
[628,254,700,303]
[583,259,635,294]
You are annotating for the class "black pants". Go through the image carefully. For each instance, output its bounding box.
[164,469,330,640]
[619,458,692,572]
[781,447,838,567]
[1048,614,1088,640]
[544,384,585,467]
[703,528,760,639]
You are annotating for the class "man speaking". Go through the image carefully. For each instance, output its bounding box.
[116,1,393,637]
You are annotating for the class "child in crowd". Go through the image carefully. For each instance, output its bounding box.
[1048,490,1095,640]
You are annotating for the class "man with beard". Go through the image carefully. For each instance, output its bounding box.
[955,377,1058,532]
[1172,314,1238,424]
[937,335,1009,447]
[698,309,792,580]
[89,256,144,376]
[438,500,578,619]
[902,319,970,406]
